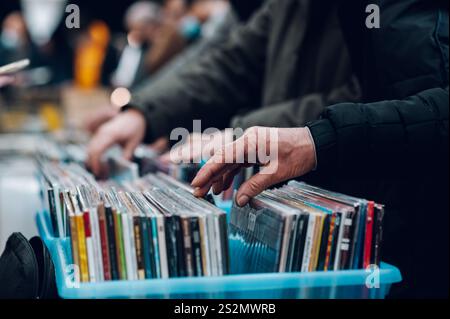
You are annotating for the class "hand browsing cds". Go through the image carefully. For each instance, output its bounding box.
[192,127,317,206]
[87,109,147,176]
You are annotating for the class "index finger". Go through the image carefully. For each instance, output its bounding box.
[191,137,244,188]
[191,156,229,189]
[193,163,240,197]
[86,131,116,176]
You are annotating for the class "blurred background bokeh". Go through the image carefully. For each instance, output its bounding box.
[0,0,233,133]
[0,0,235,251]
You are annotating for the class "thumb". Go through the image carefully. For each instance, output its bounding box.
[235,163,283,207]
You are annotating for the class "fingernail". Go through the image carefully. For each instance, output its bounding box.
[193,187,201,197]
[237,195,249,207]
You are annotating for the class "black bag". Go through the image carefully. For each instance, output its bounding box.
[0,233,57,299]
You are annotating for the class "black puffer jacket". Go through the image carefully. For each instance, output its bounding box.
[306,0,449,298]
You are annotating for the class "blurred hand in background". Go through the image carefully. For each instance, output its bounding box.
[0,75,14,88]
[87,109,146,175]
[84,104,120,134]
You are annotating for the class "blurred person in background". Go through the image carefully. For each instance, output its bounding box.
[33,19,73,85]
[143,0,192,74]
[85,0,235,139]
[145,0,229,75]
[147,0,230,85]
[0,8,72,86]
[111,1,162,89]
[0,12,32,64]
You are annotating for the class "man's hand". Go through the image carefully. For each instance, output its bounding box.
[160,130,233,164]
[84,105,119,134]
[87,109,146,176]
[191,127,317,206]
[149,137,170,154]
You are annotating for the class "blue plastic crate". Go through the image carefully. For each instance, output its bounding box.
[36,210,401,299]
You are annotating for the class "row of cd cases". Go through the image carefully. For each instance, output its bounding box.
[37,159,229,283]
[229,181,384,275]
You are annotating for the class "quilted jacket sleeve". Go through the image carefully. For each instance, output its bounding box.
[307,87,449,179]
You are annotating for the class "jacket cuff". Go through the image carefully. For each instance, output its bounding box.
[306,119,338,174]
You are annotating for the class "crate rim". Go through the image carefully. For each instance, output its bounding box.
[36,210,402,299]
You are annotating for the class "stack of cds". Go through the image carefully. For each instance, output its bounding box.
[167,163,202,184]
[136,153,240,202]
[37,161,229,283]
[229,181,384,274]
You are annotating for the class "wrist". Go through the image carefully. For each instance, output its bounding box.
[303,127,318,171]
[292,127,317,174]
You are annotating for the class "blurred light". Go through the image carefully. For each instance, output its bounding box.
[89,21,110,47]
[110,87,131,109]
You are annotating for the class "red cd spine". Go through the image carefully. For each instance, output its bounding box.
[363,201,374,268]
[98,206,111,281]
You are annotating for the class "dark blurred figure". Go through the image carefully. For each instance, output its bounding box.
[34,20,74,84]
[0,10,72,86]
[0,13,32,66]
[146,0,228,74]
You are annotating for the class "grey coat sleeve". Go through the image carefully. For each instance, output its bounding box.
[127,1,274,143]
[230,77,362,129]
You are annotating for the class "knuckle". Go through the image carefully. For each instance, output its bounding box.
[247,179,261,193]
